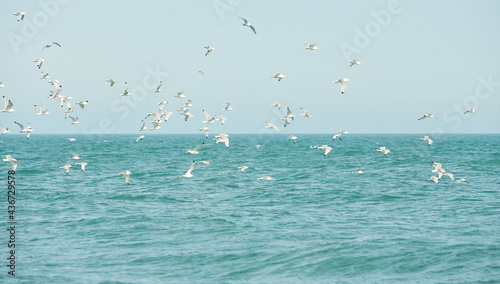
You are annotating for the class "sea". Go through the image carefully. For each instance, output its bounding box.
[0,133,499,283]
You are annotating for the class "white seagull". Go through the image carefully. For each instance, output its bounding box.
[238,166,249,172]
[258,176,274,181]
[2,96,14,112]
[420,136,433,146]
[60,164,72,174]
[107,79,117,87]
[173,92,186,98]
[14,121,33,139]
[158,101,168,111]
[76,101,89,109]
[76,162,87,172]
[429,175,439,184]
[0,124,11,134]
[333,78,350,94]
[204,45,215,56]
[67,138,76,142]
[443,173,454,180]
[332,134,342,142]
[338,129,349,134]
[305,43,318,50]
[69,116,79,124]
[300,108,312,118]
[120,82,132,96]
[135,135,145,143]
[287,135,298,144]
[40,72,50,79]
[464,109,476,114]
[154,81,163,93]
[271,101,282,109]
[215,114,226,125]
[418,114,437,120]
[119,170,132,184]
[34,58,45,69]
[14,12,26,21]
[199,126,209,138]
[239,17,257,34]
[202,110,215,124]
[3,155,17,171]
[353,166,363,174]
[265,122,280,131]
[187,142,204,154]
[0,82,4,88]
[376,146,391,155]
[35,105,49,115]
[349,60,361,67]
[457,178,470,184]
[223,103,232,111]
[272,73,286,81]
[180,161,196,178]
[318,145,332,156]
[42,42,61,51]
[214,133,230,149]
[69,153,80,160]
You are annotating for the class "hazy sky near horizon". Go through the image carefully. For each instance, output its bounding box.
[1,0,499,135]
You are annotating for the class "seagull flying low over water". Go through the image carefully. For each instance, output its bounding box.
[305,43,318,50]
[420,136,433,146]
[318,145,332,156]
[139,120,147,131]
[353,166,363,174]
[107,79,117,86]
[14,12,26,21]
[35,105,49,115]
[457,178,470,184]
[338,129,348,134]
[333,78,350,94]
[135,135,145,143]
[418,114,436,120]
[119,170,132,184]
[180,161,196,178]
[2,96,14,112]
[3,155,17,171]
[272,73,286,81]
[69,153,80,160]
[464,109,476,114]
[350,60,361,67]
[76,162,87,172]
[239,17,257,34]
[0,124,11,134]
[238,166,249,172]
[287,135,298,144]
[187,142,204,154]
[332,134,342,142]
[67,138,76,142]
[42,42,61,51]
[60,164,71,174]
[215,133,229,149]
[258,176,274,181]
[429,175,439,184]
[204,46,215,56]
[376,146,391,155]
[0,82,4,87]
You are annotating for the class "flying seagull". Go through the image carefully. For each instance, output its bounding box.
[305,43,318,50]
[119,170,132,184]
[272,73,286,81]
[204,46,215,56]
[349,60,361,67]
[120,82,132,96]
[14,12,26,21]
[34,105,49,115]
[0,124,11,134]
[3,155,17,171]
[418,114,437,120]
[239,17,257,34]
[60,164,71,174]
[135,135,145,143]
[2,96,14,112]
[42,42,61,51]
[333,78,350,94]
[186,142,204,154]
[154,81,163,93]
[107,79,117,86]
[179,161,196,178]
[76,162,87,172]
[420,136,433,146]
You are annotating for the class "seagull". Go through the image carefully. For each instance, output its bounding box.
[158,101,168,111]
[76,101,89,109]
[199,127,209,138]
[69,153,80,160]
[284,107,294,121]
[60,95,72,108]
[420,136,433,146]
[332,134,342,142]
[3,155,17,171]
[376,146,391,155]
[287,135,298,144]
[431,162,445,179]
[34,58,44,69]
[464,109,476,114]
[42,42,61,51]
[48,79,61,89]
[202,110,215,124]
[150,122,161,131]
[429,175,439,184]
[14,121,33,139]
[173,91,185,98]
[76,162,87,172]
[418,114,436,120]
[349,60,361,67]
[215,114,226,125]
[238,166,249,172]
[69,116,79,124]
[258,176,274,181]
[239,17,257,34]
[34,105,49,115]
[305,43,318,50]
[204,45,215,56]
[353,166,363,174]
[300,108,312,118]
[120,82,132,96]
[271,101,282,109]
[457,178,470,184]
[63,108,74,119]
[443,173,454,180]
[223,103,232,111]
[282,117,293,128]
[185,100,193,107]
[265,123,280,131]
[135,135,145,143]
[182,112,194,121]
[40,72,50,79]
[187,142,204,154]
[179,161,196,178]
[333,78,350,94]
[338,129,348,134]
[0,124,11,134]
[198,71,204,75]
[139,120,147,131]
[154,81,163,93]
[0,82,4,88]
[318,145,332,156]
[256,145,260,149]
[14,12,26,21]
[2,96,14,112]
[272,73,286,81]
[197,160,211,165]
[67,138,76,142]
[60,164,71,174]
[107,79,117,87]
[162,111,173,122]
[214,133,229,149]
[119,170,132,184]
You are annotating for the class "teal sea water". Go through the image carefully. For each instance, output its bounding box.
[0,134,499,283]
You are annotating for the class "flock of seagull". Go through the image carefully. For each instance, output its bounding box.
[2,13,475,186]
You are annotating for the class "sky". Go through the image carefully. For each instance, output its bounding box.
[1,0,499,135]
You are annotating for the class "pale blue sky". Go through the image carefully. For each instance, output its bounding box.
[1,0,499,135]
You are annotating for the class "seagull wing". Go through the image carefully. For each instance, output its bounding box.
[239,17,248,24]
[193,142,204,151]
[185,161,196,175]
[340,81,347,93]
[250,25,257,34]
